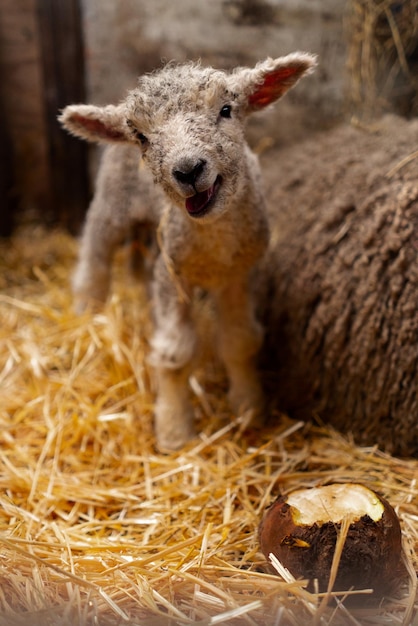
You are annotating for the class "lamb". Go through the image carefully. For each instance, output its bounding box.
[59,53,316,451]
[260,114,418,457]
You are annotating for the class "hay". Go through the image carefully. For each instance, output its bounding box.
[346,0,418,119]
[0,226,417,625]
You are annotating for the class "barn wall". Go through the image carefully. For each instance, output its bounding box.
[1,0,349,233]
[80,0,348,146]
[4,1,416,233]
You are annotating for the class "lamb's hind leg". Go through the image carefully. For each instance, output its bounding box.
[149,258,197,451]
[215,278,265,425]
[72,200,132,313]
[73,144,147,313]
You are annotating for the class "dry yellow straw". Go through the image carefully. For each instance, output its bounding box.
[0,226,417,625]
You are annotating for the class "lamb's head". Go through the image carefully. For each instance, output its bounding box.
[60,53,316,221]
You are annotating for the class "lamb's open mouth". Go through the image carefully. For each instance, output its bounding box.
[185,176,222,217]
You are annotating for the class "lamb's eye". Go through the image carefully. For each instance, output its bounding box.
[127,120,148,145]
[136,131,148,145]
[220,104,232,119]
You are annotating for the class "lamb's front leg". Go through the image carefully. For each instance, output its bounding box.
[215,277,265,425]
[150,258,197,451]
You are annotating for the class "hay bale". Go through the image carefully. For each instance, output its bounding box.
[346,0,418,119]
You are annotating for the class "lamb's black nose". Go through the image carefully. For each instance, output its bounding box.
[173,159,206,186]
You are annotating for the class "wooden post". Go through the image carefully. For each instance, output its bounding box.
[0,0,43,236]
[36,0,89,233]
[0,86,17,237]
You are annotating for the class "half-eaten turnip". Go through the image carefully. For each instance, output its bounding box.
[259,483,403,595]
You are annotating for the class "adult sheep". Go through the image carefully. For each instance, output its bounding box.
[260,115,418,457]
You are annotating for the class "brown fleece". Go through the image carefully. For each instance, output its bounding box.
[261,115,418,456]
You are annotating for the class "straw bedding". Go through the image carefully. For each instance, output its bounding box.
[0,227,417,625]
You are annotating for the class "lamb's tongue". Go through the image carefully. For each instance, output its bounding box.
[186,187,212,215]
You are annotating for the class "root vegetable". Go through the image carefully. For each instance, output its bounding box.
[259,483,403,595]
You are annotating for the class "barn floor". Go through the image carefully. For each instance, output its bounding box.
[0,226,417,625]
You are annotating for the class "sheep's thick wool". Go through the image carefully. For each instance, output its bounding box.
[261,115,418,457]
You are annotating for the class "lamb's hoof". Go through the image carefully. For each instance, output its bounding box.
[154,405,196,453]
[156,427,197,453]
[234,406,266,434]
[73,293,105,315]
[245,406,266,429]
[229,385,266,429]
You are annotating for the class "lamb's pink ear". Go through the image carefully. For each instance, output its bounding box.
[59,104,130,144]
[237,52,317,112]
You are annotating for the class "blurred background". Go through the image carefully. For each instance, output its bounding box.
[0,0,417,237]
